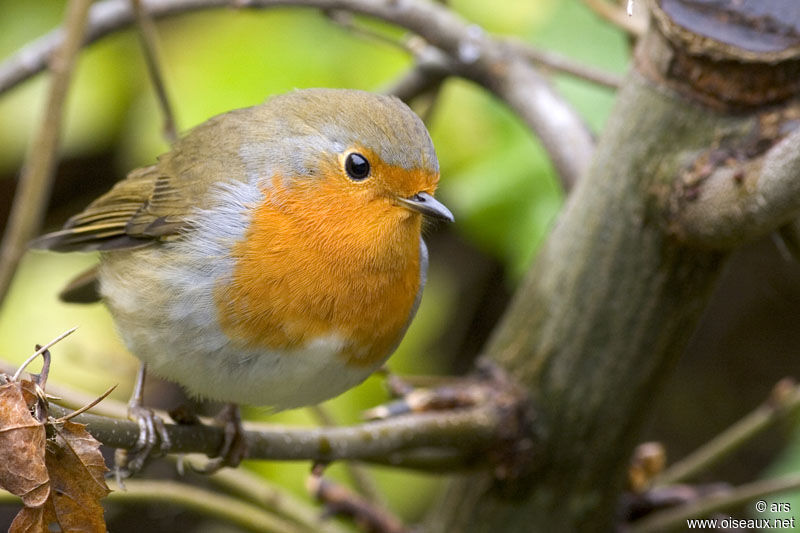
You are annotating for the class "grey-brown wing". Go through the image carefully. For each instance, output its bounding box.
[31,164,194,252]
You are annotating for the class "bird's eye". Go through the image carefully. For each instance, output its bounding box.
[345,152,370,181]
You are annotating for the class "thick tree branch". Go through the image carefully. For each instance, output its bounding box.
[0,0,594,189]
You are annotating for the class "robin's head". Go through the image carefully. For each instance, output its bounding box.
[241,89,453,231]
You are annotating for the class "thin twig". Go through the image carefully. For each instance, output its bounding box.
[325,9,412,53]
[56,384,118,422]
[309,405,386,505]
[503,38,622,90]
[1,358,131,419]
[629,473,800,533]
[308,467,410,533]
[131,0,178,142]
[653,378,800,487]
[209,467,350,533]
[0,0,92,306]
[12,327,78,381]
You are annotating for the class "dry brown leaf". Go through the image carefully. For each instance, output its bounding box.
[0,380,49,507]
[8,499,56,533]
[13,420,111,533]
[2,378,110,533]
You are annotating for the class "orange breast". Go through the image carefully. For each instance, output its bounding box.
[214,173,422,367]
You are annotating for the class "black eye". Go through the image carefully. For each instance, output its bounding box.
[345,152,370,181]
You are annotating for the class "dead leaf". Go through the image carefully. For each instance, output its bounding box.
[1,378,110,533]
[0,380,49,507]
[10,420,111,533]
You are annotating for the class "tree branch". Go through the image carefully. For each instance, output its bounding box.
[131,0,178,142]
[0,0,594,189]
[45,402,504,469]
[668,121,800,249]
[0,0,92,305]
[308,405,385,505]
[503,38,622,90]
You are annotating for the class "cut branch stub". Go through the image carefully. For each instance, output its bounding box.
[665,102,800,249]
[637,0,800,109]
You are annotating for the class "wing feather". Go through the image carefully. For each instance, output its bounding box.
[32,165,196,252]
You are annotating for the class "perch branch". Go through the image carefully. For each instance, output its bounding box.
[46,402,503,468]
[0,0,92,305]
[0,0,594,189]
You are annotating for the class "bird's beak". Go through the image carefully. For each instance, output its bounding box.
[396,192,454,222]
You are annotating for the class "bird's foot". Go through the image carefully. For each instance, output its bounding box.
[192,403,248,474]
[114,403,171,482]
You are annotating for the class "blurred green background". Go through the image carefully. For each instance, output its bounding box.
[28,0,800,530]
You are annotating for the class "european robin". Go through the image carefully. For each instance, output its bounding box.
[33,88,452,412]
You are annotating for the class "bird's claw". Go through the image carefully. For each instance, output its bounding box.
[114,404,171,481]
[191,403,248,474]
